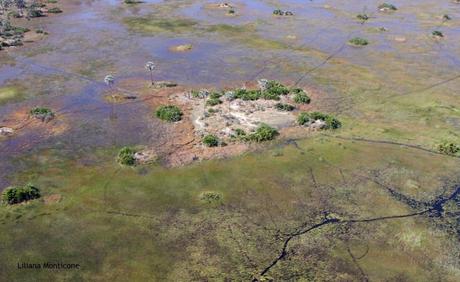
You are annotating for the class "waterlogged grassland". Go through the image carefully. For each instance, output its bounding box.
[1,137,459,280]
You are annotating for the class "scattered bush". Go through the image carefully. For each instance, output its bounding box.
[2,184,40,205]
[209,92,222,99]
[30,107,55,122]
[432,30,444,38]
[378,3,397,11]
[357,14,369,21]
[228,9,235,14]
[297,112,341,129]
[273,9,293,16]
[443,14,451,21]
[234,128,246,137]
[203,134,219,147]
[200,191,222,204]
[438,142,460,156]
[275,103,295,111]
[234,89,261,101]
[265,80,290,96]
[246,124,279,142]
[206,97,222,106]
[47,7,62,13]
[155,105,182,122]
[117,147,137,166]
[349,37,369,46]
[297,112,312,126]
[27,8,44,18]
[293,91,311,104]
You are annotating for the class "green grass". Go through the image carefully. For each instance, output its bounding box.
[1,138,459,281]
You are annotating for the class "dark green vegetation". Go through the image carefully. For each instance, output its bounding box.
[202,134,219,147]
[2,184,40,205]
[297,112,342,129]
[199,191,222,204]
[230,124,279,142]
[349,37,369,46]
[47,7,62,13]
[275,103,295,111]
[378,3,397,11]
[357,14,370,21]
[432,30,444,38]
[292,89,311,104]
[246,124,279,142]
[438,142,460,156]
[155,105,183,122]
[206,92,223,106]
[117,147,137,166]
[273,9,293,16]
[29,107,55,122]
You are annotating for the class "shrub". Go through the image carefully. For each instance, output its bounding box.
[155,105,182,122]
[47,7,62,13]
[117,147,137,166]
[273,9,284,16]
[206,97,222,106]
[378,3,397,11]
[234,128,246,137]
[30,107,55,122]
[265,80,290,96]
[349,37,369,46]
[297,112,311,126]
[297,112,341,129]
[47,0,58,3]
[200,191,222,204]
[203,134,219,147]
[432,30,444,38]
[293,91,311,104]
[275,103,295,111]
[357,14,369,21]
[28,8,44,18]
[246,124,279,142]
[234,89,261,101]
[228,9,235,14]
[438,142,460,156]
[209,92,222,99]
[2,184,40,205]
[443,14,451,21]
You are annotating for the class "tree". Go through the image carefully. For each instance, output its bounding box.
[104,74,117,121]
[145,61,155,85]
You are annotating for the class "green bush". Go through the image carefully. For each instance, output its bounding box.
[357,14,369,21]
[200,191,222,204]
[246,124,279,142]
[265,80,290,96]
[275,103,295,111]
[349,37,369,46]
[432,30,444,38]
[2,184,40,205]
[155,105,182,122]
[30,107,55,122]
[117,147,137,166]
[47,7,62,13]
[234,89,261,101]
[206,97,222,106]
[378,3,397,11]
[234,128,246,137]
[438,142,460,156]
[28,8,44,18]
[203,135,219,147]
[293,91,311,104]
[297,112,311,126]
[297,112,341,129]
[209,92,222,99]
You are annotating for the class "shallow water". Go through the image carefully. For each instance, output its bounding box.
[1,0,460,188]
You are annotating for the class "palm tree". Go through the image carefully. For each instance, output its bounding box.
[104,74,117,121]
[145,61,156,85]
